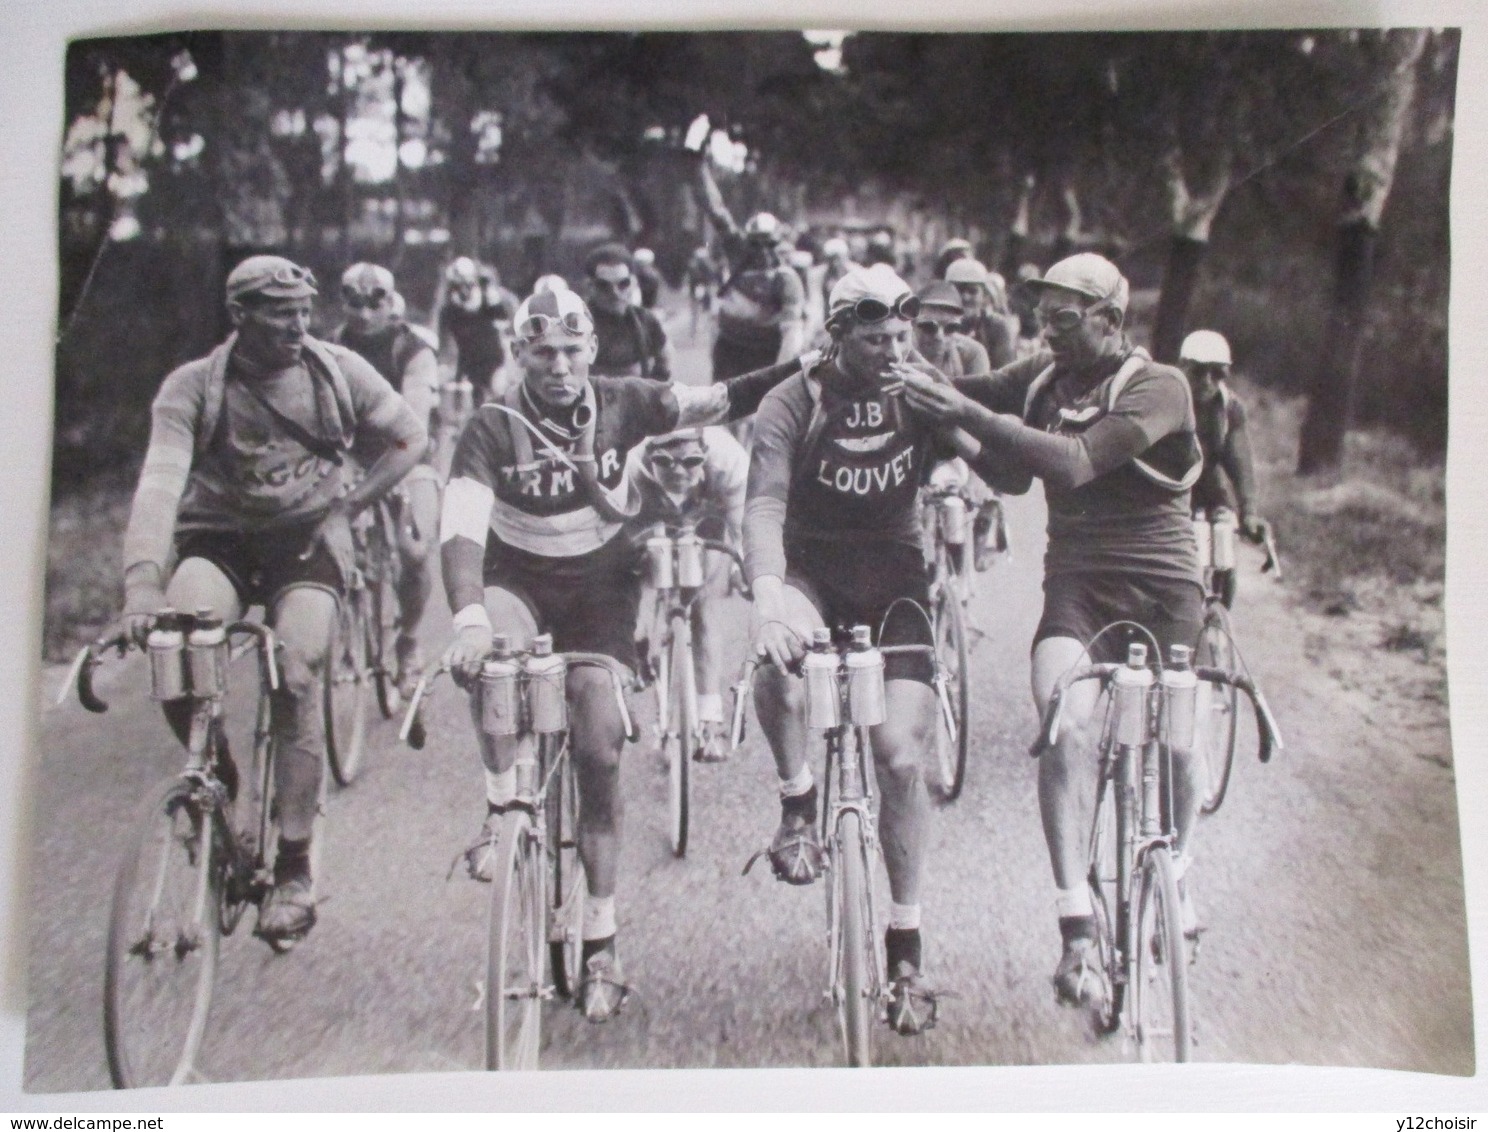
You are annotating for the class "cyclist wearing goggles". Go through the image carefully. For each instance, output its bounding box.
[584,244,672,381]
[331,262,442,698]
[120,255,427,947]
[697,157,807,381]
[746,264,966,1037]
[899,253,1206,1011]
[1179,330,1266,607]
[945,258,1020,368]
[438,286,805,1021]
[437,256,519,404]
[624,426,749,763]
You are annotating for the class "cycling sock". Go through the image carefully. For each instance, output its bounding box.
[780,783,818,822]
[582,895,617,942]
[1055,884,1093,920]
[696,692,724,723]
[274,838,311,884]
[888,901,922,931]
[778,764,814,800]
[885,926,922,973]
[484,766,517,809]
[1059,914,1098,945]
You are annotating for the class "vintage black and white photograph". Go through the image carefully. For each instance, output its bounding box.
[21,22,1467,1092]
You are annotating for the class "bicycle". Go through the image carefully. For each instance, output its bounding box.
[400,634,638,1070]
[640,525,750,858]
[1034,635,1283,1062]
[918,485,972,804]
[1192,510,1283,814]
[61,609,291,1088]
[732,624,943,1067]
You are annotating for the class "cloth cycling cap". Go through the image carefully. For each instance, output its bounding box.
[1179,329,1233,365]
[532,274,571,296]
[939,238,973,257]
[633,248,656,266]
[822,237,849,259]
[744,212,781,241]
[916,280,965,314]
[341,262,395,296]
[445,256,480,285]
[513,287,594,340]
[828,263,914,316]
[225,255,318,303]
[944,258,991,288]
[1027,252,1130,313]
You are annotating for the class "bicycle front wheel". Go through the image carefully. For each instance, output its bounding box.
[486,808,545,1070]
[666,615,696,858]
[546,741,586,1000]
[325,594,370,787]
[927,584,970,804]
[1132,846,1193,1062]
[104,778,222,1089]
[833,809,876,1067]
[370,552,402,719]
[1195,604,1240,815]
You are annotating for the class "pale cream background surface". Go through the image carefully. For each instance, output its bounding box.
[1,0,1484,1111]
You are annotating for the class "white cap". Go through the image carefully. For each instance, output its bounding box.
[945,258,991,288]
[744,212,781,240]
[822,237,849,259]
[1028,253,1130,313]
[827,263,913,316]
[532,273,570,296]
[513,287,593,341]
[633,247,656,266]
[1179,329,1233,365]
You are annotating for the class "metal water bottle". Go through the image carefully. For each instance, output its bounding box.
[645,534,675,589]
[147,610,188,701]
[524,634,568,734]
[1212,510,1238,571]
[802,627,841,730]
[844,625,887,727]
[1112,642,1154,747]
[185,609,228,699]
[479,634,521,738]
[675,528,704,589]
[1160,644,1198,752]
[940,495,968,546]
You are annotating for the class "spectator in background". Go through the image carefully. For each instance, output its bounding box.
[934,237,974,281]
[584,243,672,380]
[820,237,854,314]
[946,258,1020,369]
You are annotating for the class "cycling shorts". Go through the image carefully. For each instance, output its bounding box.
[482,535,641,670]
[175,522,344,609]
[1034,569,1204,666]
[785,536,935,686]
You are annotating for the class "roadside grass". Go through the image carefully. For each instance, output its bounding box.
[44,475,132,662]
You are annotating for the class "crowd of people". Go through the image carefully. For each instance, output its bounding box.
[115,185,1267,1040]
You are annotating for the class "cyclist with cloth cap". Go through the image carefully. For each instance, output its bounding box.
[331,262,443,697]
[746,263,976,1038]
[897,252,1207,1012]
[119,254,426,947]
[437,285,808,1021]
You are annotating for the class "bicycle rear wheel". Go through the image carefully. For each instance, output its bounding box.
[666,615,696,857]
[927,585,970,805]
[486,808,545,1070]
[325,593,370,787]
[832,808,876,1067]
[104,778,221,1088]
[546,742,586,1000]
[1132,846,1193,1062]
[370,556,402,719]
[1195,604,1239,815]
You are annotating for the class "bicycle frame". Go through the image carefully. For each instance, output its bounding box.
[920,486,974,605]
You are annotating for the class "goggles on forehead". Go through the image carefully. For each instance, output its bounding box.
[516,309,593,341]
[342,286,389,308]
[833,293,921,326]
[649,451,706,470]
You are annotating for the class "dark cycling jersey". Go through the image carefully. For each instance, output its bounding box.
[591,304,670,380]
[330,321,433,395]
[1192,384,1257,516]
[440,299,514,390]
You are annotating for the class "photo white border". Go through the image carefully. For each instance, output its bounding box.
[2,0,1484,1112]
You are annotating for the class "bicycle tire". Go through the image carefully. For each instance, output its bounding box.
[104,777,221,1089]
[546,740,586,1000]
[834,808,875,1067]
[927,585,970,805]
[1086,748,1124,1035]
[370,560,402,720]
[1132,846,1193,1062]
[486,808,545,1070]
[1195,604,1240,815]
[667,614,695,858]
[325,595,370,787]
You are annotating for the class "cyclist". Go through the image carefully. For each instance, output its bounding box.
[819,237,854,317]
[331,262,443,697]
[438,286,805,1021]
[946,258,1020,369]
[120,255,426,946]
[912,281,1006,570]
[932,237,974,281]
[583,243,672,381]
[438,256,518,405]
[746,264,957,1038]
[1179,329,1266,609]
[898,253,1205,1010]
[697,159,807,379]
[624,426,748,763]
[684,245,719,337]
[632,247,663,311]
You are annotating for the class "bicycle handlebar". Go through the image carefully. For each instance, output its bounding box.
[399,650,639,747]
[1032,664,1121,755]
[700,539,751,599]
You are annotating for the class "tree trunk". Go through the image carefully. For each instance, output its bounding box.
[391,57,407,269]
[1151,150,1231,363]
[1297,28,1428,475]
